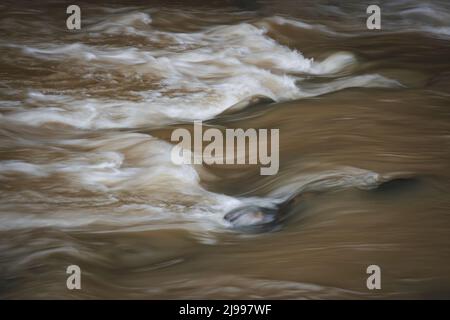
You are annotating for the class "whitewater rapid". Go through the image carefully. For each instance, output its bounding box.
[0,8,419,236]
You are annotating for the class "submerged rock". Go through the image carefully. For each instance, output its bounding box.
[224,205,280,233]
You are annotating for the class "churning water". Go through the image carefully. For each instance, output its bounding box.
[0,0,450,298]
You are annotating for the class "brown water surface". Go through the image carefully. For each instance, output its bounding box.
[0,0,449,299]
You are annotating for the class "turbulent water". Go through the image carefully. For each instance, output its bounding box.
[1,0,450,299]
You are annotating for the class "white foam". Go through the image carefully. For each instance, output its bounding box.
[0,132,243,232]
[269,167,384,201]
[88,12,152,34]
[3,16,403,129]
[261,16,345,36]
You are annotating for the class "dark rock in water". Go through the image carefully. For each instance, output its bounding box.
[222,191,324,233]
[224,205,280,233]
[224,193,302,233]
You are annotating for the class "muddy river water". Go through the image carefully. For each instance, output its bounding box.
[0,0,450,298]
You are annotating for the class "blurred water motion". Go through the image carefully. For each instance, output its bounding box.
[0,0,450,299]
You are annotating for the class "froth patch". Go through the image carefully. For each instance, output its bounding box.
[4,15,402,129]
